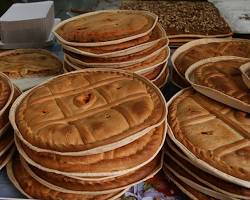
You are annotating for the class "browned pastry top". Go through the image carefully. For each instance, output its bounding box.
[56,11,156,43]
[73,23,164,54]
[0,49,62,78]
[9,154,123,200]
[15,70,166,152]
[174,40,250,77]
[74,33,151,54]
[121,1,232,37]
[168,88,250,180]
[193,59,250,104]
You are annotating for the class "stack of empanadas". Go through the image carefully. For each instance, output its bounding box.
[171,38,250,88]
[163,87,250,199]
[8,69,167,200]
[53,10,170,88]
[164,34,250,198]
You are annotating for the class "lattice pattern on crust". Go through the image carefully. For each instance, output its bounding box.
[193,59,250,104]
[168,89,250,180]
[16,71,165,152]
[175,40,250,76]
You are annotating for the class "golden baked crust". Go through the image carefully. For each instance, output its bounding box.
[168,88,250,180]
[23,154,161,193]
[64,23,166,57]
[65,38,168,64]
[76,34,151,53]
[166,138,250,197]
[15,70,166,153]
[8,154,124,200]
[0,49,63,78]
[56,10,156,43]
[174,39,250,77]
[69,23,164,55]
[193,58,250,104]
[17,123,165,173]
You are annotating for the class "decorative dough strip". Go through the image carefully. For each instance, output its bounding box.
[29,76,127,105]
[32,92,149,132]
[213,139,250,158]
[192,95,250,139]
[181,114,216,127]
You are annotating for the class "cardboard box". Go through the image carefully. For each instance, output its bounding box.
[0,1,54,44]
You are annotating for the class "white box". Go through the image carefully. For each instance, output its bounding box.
[0,1,54,44]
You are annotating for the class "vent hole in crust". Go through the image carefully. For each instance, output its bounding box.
[74,92,95,108]
[105,113,111,119]
[201,131,213,135]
